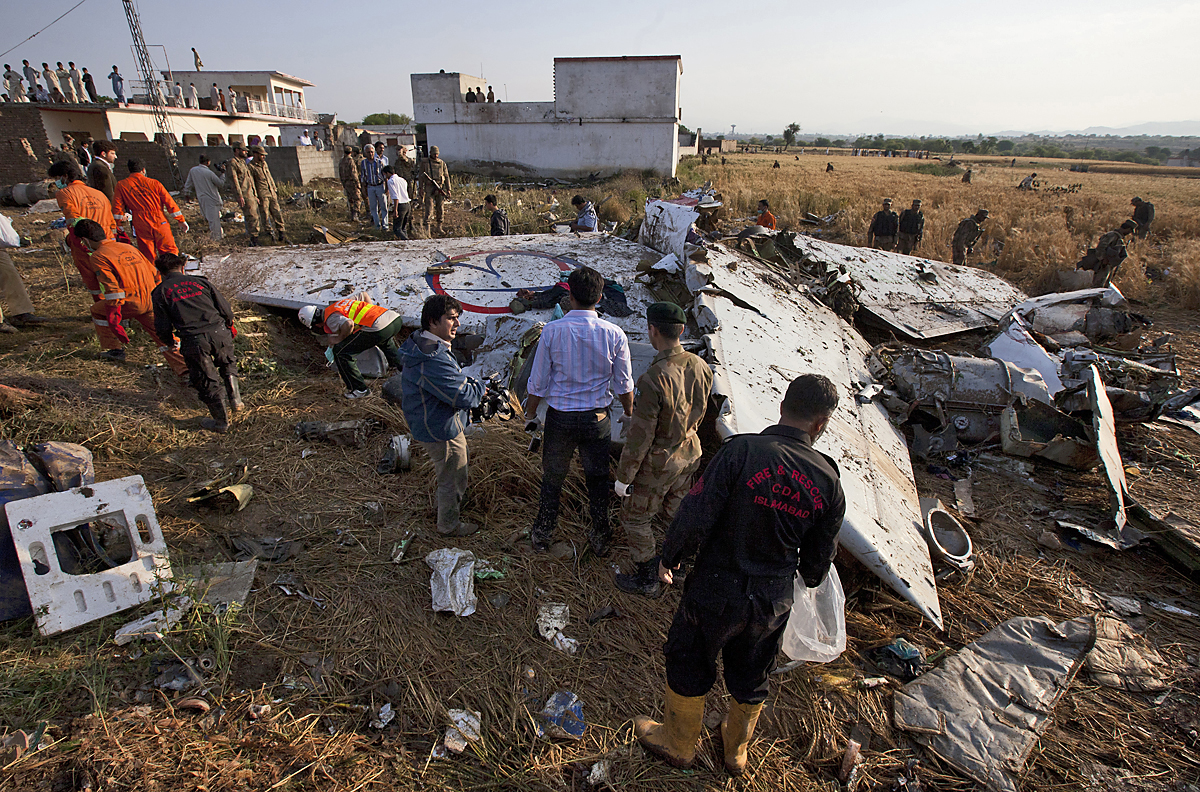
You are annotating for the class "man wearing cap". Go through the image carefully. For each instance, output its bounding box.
[612,302,713,598]
[339,145,362,221]
[1077,221,1136,287]
[897,199,924,255]
[952,209,989,265]
[867,199,899,251]
[248,145,286,243]
[418,146,451,236]
[225,144,260,245]
[1130,197,1154,240]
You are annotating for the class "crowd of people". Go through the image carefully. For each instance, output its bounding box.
[2,60,109,104]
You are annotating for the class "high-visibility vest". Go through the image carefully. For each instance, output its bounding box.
[323,299,387,332]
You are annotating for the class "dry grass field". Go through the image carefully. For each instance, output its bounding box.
[1,153,1198,791]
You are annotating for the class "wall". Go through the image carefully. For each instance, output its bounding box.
[0,104,50,184]
[553,56,681,120]
[104,106,288,146]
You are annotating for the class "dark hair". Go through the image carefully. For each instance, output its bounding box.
[72,218,106,242]
[484,194,497,206]
[567,266,604,306]
[93,140,116,155]
[48,160,82,182]
[155,252,185,273]
[127,158,145,173]
[649,321,684,340]
[571,194,585,207]
[758,199,769,207]
[382,165,395,176]
[199,155,210,165]
[421,294,463,331]
[781,374,839,422]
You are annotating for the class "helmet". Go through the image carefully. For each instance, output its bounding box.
[298,305,318,328]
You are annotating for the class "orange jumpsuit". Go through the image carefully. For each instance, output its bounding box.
[112,172,184,263]
[56,179,116,302]
[88,239,187,375]
[756,210,777,230]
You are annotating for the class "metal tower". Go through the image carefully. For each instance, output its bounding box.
[121,0,180,186]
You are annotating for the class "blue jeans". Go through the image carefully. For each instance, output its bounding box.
[366,184,387,229]
[531,407,612,547]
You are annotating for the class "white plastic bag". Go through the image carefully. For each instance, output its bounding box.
[0,214,20,248]
[781,565,846,663]
[426,548,476,616]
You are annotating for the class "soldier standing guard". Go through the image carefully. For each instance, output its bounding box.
[248,146,286,244]
[339,146,362,221]
[225,144,261,246]
[419,145,452,236]
[612,302,713,598]
[897,199,924,255]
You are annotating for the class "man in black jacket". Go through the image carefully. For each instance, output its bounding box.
[897,199,924,255]
[151,253,240,433]
[485,194,509,236]
[867,198,898,250]
[634,374,846,776]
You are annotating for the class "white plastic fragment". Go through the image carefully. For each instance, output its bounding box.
[426,548,477,617]
[114,597,193,645]
[444,709,482,753]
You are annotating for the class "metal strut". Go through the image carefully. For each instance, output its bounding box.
[121,0,181,187]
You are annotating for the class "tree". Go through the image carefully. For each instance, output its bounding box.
[361,112,413,126]
[679,124,692,135]
[996,140,1015,153]
[783,122,801,148]
[813,137,832,147]
[978,136,998,155]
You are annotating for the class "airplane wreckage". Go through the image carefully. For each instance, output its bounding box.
[203,200,1200,631]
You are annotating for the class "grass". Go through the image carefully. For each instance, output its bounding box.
[895,162,964,177]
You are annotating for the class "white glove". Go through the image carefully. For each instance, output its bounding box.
[180,221,190,233]
[122,213,133,222]
[614,481,631,498]
[524,418,540,434]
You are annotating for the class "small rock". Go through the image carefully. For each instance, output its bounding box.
[1037,530,1064,550]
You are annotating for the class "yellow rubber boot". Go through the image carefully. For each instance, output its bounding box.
[720,700,764,776]
[633,686,706,768]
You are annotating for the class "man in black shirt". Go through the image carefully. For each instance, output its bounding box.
[897,199,924,255]
[151,253,240,433]
[485,194,509,236]
[634,374,846,776]
[1131,197,1154,240]
[867,198,898,250]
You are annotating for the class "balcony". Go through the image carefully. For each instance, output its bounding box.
[130,80,318,122]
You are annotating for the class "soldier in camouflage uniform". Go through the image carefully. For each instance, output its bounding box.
[339,146,362,221]
[952,209,988,265]
[613,301,714,598]
[1077,220,1135,287]
[248,145,286,243]
[225,144,261,246]
[418,145,451,235]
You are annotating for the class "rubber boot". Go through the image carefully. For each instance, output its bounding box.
[615,558,662,598]
[224,374,244,411]
[720,700,764,776]
[634,686,706,768]
[200,397,230,434]
[586,475,612,557]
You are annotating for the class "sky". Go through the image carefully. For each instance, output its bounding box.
[4,0,1200,137]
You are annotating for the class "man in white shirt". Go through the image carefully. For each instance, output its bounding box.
[172,82,184,107]
[68,63,83,102]
[209,83,219,110]
[383,166,411,239]
[182,155,227,240]
[186,83,198,108]
[373,141,388,167]
[298,129,312,146]
[524,266,635,556]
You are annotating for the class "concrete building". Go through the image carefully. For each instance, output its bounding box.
[678,129,698,158]
[411,56,683,179]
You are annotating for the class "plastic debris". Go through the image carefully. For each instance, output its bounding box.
[274,573,326,609]
[537,690,586,740]
[536,602,577,653]
[585,759,610,786]
[370,702,395,729]
[426,548,477,617]
[869,638,929,681]
[781,566,846,663]
[377,434,413,474]
[473,558,505,581]
[248,703,271,720]
[444,709,481,753]
[390,529,414,563]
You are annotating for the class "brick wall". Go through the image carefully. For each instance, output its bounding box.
[0,105,52,184]
[174,146,337,189]
[115,141,176,187]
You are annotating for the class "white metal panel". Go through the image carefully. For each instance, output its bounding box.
[692,246,942,628]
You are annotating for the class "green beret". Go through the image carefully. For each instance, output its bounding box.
[647,301,686,324]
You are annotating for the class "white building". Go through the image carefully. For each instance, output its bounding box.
[411,56,683,179]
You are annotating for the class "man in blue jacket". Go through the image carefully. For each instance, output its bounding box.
[400,295,485,537]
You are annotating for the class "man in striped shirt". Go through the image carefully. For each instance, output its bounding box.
[360,146,387,230]
[524,266,635,556]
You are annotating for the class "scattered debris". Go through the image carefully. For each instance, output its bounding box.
[443,709,482,753]
[377,434,413,474]
[869,638,929,681]
[227,535,299,563]
[273,573,326,609]
[536,602,577,654]
[248,703,271,720]
[586,604,621,624]
[426,548,477,617]
[369,702,395,729]
[894,616,1096,792]
[296,419,385,447]
[1086,616,1168,691]
[115,598,192,645]
[919,498,974,574]
[538,690,587,740]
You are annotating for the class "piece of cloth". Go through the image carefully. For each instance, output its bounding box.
[419,432,469,533]
[0,250,36,318]
[597,280,634,317]
[531,407,612,544]
[490,208,509,236]
[330,315,405,393]
[399,331,484,443]
[86,158,116,202]
[527,309,633,412]
[113,172,182,261]
[151,270,235,343]
[183,164,225,240]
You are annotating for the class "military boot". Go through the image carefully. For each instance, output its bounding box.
[634,686,706,768]
[720,700,764,776]
[200,397,230,434]
[586,477,612,557]
[614,558,662,598]
[224,374,244,411]
[247,235,259,247]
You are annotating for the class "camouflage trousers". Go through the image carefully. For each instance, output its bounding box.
[619,457,701,563]
[342,180,361,217]
[897,232,920,255]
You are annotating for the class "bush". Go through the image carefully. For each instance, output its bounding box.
[896,163,964,177]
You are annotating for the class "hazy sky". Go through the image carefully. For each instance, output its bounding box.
[5,0,1198,136]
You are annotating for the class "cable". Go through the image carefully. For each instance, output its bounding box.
[0,0,94,61]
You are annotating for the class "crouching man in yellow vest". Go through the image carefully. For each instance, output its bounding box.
[298,293,405,398]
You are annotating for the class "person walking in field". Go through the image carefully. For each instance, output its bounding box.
[952,209,989,265]
[1130,197,1154,240]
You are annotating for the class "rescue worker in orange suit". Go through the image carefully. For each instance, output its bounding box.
[48,160,115,303]
[152,253,241,433]
[70,218,188,376]
[112,158,189,263]
[297,294,405,398]
[756,199,776,230]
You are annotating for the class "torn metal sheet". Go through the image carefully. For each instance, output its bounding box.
[689,245,943,628]
[894,616,1096,792]
[1000,398,1098,469]
[1088,365,1142,549]
[1086,616,1168,692]
[780,234,1028,340]
[986,314,1064,396]
[639,200,700,262]
[208,234,657,337]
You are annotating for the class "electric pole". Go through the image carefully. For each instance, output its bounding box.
[122,0,181,187]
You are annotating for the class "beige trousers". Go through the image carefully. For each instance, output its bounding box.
[0,250,36,322]
[419,432,469,534]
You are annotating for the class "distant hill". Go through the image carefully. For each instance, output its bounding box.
[1068,121,1200,137]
